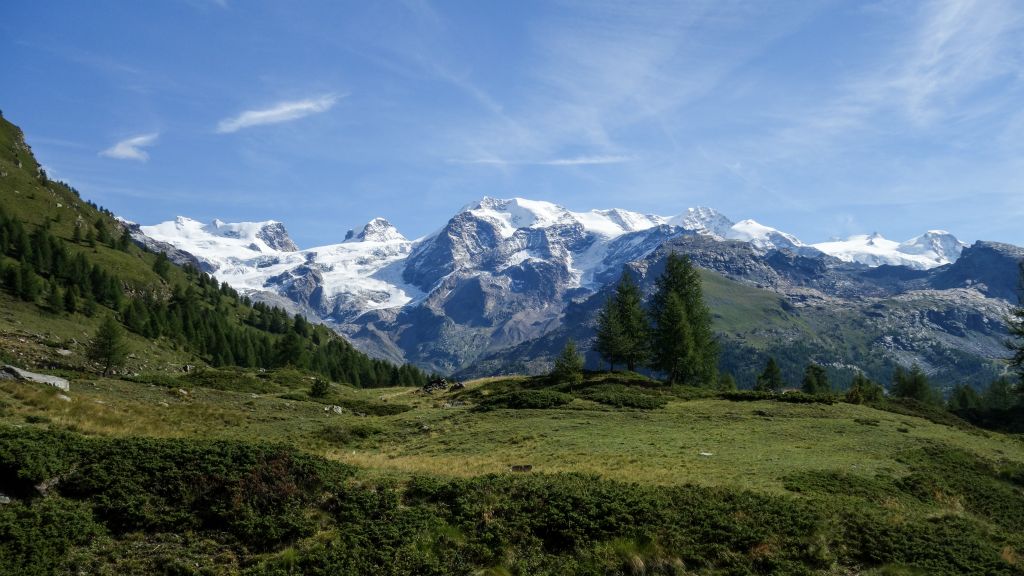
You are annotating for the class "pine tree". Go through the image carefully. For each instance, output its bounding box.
[947,384,981,411]
[613,272,649,371]
[152,252,170,280]
[891,364,933,403]
[595,297,625,371]
[46,283,63,313]
[800,364,829,395]
[274,331,308,368]
[982,377,1017,410]
[845,372,883,404]
[72,224,82,244]
[88,315,129,376]
[551,339,584,390]
[755,357,783,392]
[651,291,696,384]
[649,253,717,386]
[1007,261,1024,388]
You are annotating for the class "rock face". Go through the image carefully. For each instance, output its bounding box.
[930,241,1024,302]
[1,365,70,391]
[132,197,1022,384]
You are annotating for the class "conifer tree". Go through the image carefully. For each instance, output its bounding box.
[1007,261,1024,388]
[982,377,1016,410]
[651,291,695,384]
[755,357,783,392]
[948,384,981,411]
[891,364,933,403]
[152,252,170,280]
[88,315,128,376]
[595,297,625,371]
[845,372,882,404]
[649,253,717,386]
[46,283,63,313]
[612,272,649,371]
[800,363,829,395]
[551,339,584,390]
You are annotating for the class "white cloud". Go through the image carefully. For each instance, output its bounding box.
[216,94,340,133]
[452,155,634,166]
[100,133,159,161]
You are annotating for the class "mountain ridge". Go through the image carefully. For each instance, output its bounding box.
[132,197,1020,385]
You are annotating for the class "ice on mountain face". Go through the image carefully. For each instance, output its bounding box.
[812,230,965,270]
[347,217,407,243]
[669,207,734,238]
[463,197,572,238]
[140,215,423,316]
[463,196,664,239]
[727,219,807,252]
[899,231,965,262]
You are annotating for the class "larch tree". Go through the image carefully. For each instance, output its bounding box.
[649,253,718,386]
[88,314,129,376]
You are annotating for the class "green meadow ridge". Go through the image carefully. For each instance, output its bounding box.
[0,113,430,388]
[1,110,1023,575]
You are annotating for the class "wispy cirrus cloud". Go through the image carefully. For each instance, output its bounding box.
[100,133,159,161]
[452,154,634,167]
[216,94,341,133]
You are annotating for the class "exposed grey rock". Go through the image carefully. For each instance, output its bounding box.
[256,221,299,251]
[1,365,70,391]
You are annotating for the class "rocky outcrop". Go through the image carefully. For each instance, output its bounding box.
[929,241,1024,302]
[1,365,70,391]
[256,222,299,251]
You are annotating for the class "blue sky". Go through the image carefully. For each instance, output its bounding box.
[3,0,1023,248]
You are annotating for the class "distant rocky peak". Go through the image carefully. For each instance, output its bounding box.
[256,222,299,252]
[670,206,734,238]
[348,217,407,243]
[898,230,965,262]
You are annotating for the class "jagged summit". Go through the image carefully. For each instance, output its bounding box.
[346,217,407,243]
[812,230,965,269]
[142,217,298,255]
[669,207,733,238]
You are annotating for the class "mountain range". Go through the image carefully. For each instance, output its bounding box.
[129,197,1021,388]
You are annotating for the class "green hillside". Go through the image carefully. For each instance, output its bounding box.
[0,113,429,388]
[1,113,1023,575]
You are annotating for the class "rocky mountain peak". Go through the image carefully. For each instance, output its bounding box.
[256,222,299,252]
[348,217,407,243]
[669,207,734,238]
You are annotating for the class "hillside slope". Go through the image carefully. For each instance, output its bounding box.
[0,112,428,387]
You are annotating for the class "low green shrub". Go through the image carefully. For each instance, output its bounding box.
[720,390,836,404]
[182,368,275,394]
[477,390,572,411]
[579,384,667,410]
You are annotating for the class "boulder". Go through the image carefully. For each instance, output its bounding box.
[0,365,69,392]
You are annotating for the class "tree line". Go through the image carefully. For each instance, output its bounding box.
[0,205,429,388]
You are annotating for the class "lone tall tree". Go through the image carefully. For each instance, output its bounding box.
[88,315,128,376]
[755,357,783,392]
[891,364,933,403]
[595,297,625,371]
[551,339,584,390]
[800,364,830,395]
[649,253,718,386]
[595,271,649,372]
[1007,261,1024,388]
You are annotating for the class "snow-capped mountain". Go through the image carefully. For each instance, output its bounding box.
[812,230,965,270]
[138,216,422,319]
[134,197,992,374]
